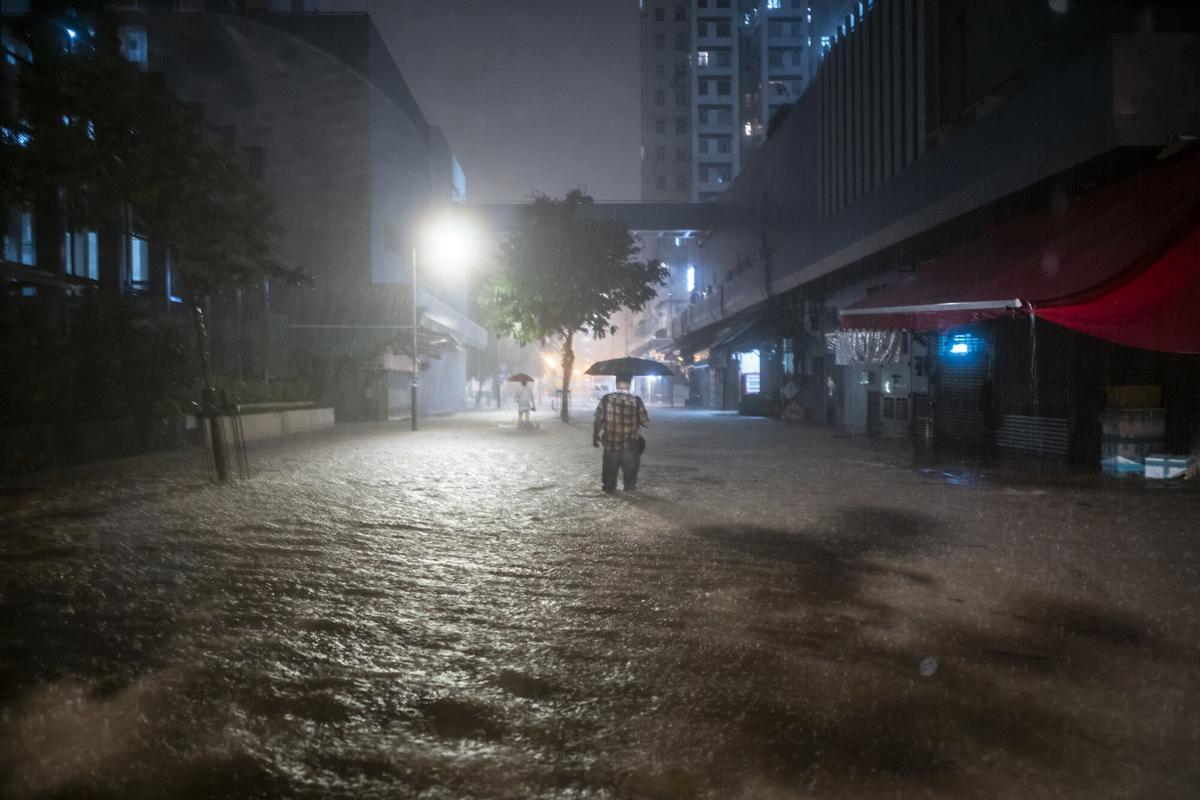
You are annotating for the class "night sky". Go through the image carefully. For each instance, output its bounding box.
[354,0,642,204]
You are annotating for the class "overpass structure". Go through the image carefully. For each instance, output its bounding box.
[466,202,718,241]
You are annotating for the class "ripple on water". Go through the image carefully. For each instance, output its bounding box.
[417,697,506,741]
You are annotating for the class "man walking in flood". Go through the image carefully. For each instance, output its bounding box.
[592,375,649,494]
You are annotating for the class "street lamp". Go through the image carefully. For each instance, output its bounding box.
[410,210,479,431]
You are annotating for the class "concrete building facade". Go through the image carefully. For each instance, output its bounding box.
[2,2,484,426]
[672,0,1200,462]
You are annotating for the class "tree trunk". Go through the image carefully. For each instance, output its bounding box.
[189,296,229,483]
[560,331,575,423]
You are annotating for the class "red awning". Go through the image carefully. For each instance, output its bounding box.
[840,155,1200,348]
[1037,220,1200,353]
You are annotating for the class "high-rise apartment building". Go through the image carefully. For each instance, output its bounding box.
[641,1,850,202]
[640,1,695,201]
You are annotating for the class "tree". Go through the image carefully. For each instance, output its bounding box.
[482,191,667,422]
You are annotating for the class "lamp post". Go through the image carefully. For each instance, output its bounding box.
[410,245,420,431]
[409,210,480,432]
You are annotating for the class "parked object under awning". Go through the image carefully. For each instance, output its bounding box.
[839,155,1200,350]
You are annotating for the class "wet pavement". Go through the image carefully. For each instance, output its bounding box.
[1,408,1198,799]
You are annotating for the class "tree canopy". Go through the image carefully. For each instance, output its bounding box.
[482,190,666,420]
[484,190,665,344]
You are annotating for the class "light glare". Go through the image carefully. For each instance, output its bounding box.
[421,212,480,272]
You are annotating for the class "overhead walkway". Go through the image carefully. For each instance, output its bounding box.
[467,202,717,240]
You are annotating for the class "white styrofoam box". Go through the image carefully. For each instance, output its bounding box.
[1145,454,1189,480]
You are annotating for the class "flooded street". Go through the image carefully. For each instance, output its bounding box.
[2,409,1199,799]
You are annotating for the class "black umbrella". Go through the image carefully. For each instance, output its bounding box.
[584,357,675,377]
[506,373,535,383]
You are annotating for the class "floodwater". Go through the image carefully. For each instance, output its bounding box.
[1,409,1198,798]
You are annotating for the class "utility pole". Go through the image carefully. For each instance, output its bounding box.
[411,246,419,431]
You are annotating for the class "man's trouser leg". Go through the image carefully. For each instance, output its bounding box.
[620,447,641,491]
[602,448,621,493]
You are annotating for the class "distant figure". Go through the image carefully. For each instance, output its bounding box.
[593,375,649,494]
[781,373,801,404]
[516,380,535,427]
[493,374,502,408]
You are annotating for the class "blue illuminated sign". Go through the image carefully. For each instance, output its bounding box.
[941,333,983,357]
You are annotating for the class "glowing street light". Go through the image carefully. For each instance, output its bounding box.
[410,209,479,431]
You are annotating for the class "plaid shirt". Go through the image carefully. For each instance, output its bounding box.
[594,390,648,450]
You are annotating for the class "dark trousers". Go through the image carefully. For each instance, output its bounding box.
[602,446,641,493]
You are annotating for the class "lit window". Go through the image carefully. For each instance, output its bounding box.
[686,265,696,292]
[64,229,99,280]
[0,126,32,147]
[768,0,781,8]
[697,50,709,66]
[738,350,761,393]
[129,234,149,285]
[744,121,753,136]
[119,26,148,68]
[167,259,183,303]
[3,209,36,265]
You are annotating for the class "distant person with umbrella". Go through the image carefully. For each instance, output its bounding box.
[508,373,536,428]
[587,358,671,494]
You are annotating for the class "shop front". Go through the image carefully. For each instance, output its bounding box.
[839,155,1200,463]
